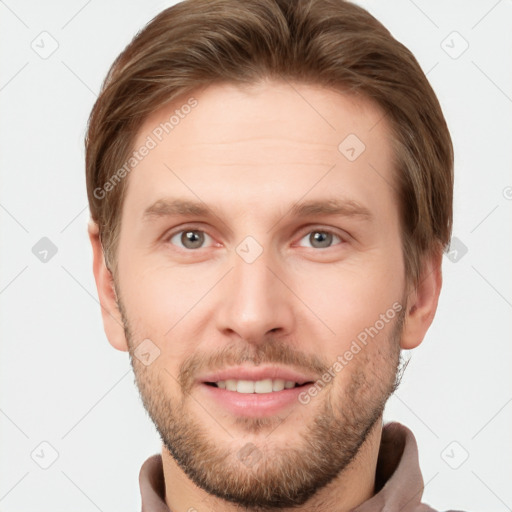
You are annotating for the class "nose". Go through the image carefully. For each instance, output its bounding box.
[215,243,295,345]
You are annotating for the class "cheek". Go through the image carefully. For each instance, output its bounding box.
[293,256,404,342]
[117,257,202,357]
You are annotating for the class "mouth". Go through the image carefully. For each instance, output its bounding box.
[197,366,318,417]
[204,379,314,393]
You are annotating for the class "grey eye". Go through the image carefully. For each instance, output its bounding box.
[298,230,342,249]
[170,230,212,250]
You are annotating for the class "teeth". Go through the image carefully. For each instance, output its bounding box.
[254,379,273,393]
[272,379,285,391]
[215,379,299,393]
[225,379,237,391]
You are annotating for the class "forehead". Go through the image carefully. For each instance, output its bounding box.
[124,80,397,221]
[137,80,388,157]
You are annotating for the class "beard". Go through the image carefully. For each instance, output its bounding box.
[120,297,406,510]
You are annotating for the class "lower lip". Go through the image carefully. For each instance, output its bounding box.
[199,383,311,417]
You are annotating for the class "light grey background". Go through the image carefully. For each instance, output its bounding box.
[1,1,511,511]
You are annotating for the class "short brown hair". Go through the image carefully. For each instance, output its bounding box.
[85,0,453,285]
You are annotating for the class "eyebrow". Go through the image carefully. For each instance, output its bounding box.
[142,197,373,223]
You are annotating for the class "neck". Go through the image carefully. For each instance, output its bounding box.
[161,418,383,512]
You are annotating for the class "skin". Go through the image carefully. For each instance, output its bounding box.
[89,80,442,512]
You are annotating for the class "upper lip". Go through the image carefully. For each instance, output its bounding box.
[198,365,317,385]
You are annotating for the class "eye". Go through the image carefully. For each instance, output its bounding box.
[297,229,344,249]
[168,229,214,250]
[165,227,345,251]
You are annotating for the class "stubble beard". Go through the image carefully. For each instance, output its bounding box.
[120,299,406,510]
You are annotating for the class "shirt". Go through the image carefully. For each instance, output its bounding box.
[139,421,464,512]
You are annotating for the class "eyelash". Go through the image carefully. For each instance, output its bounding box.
[164,225,346,251]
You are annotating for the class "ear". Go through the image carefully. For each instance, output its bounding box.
[88,220,129,352]
[400,246,443,350]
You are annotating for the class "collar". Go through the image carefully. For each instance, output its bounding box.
[139,421,436,512]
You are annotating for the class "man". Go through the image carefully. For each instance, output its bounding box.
[85,0,461,510]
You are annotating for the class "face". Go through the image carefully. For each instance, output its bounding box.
[113,81,408,508]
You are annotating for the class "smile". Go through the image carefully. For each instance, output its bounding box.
[206,378,312,393]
